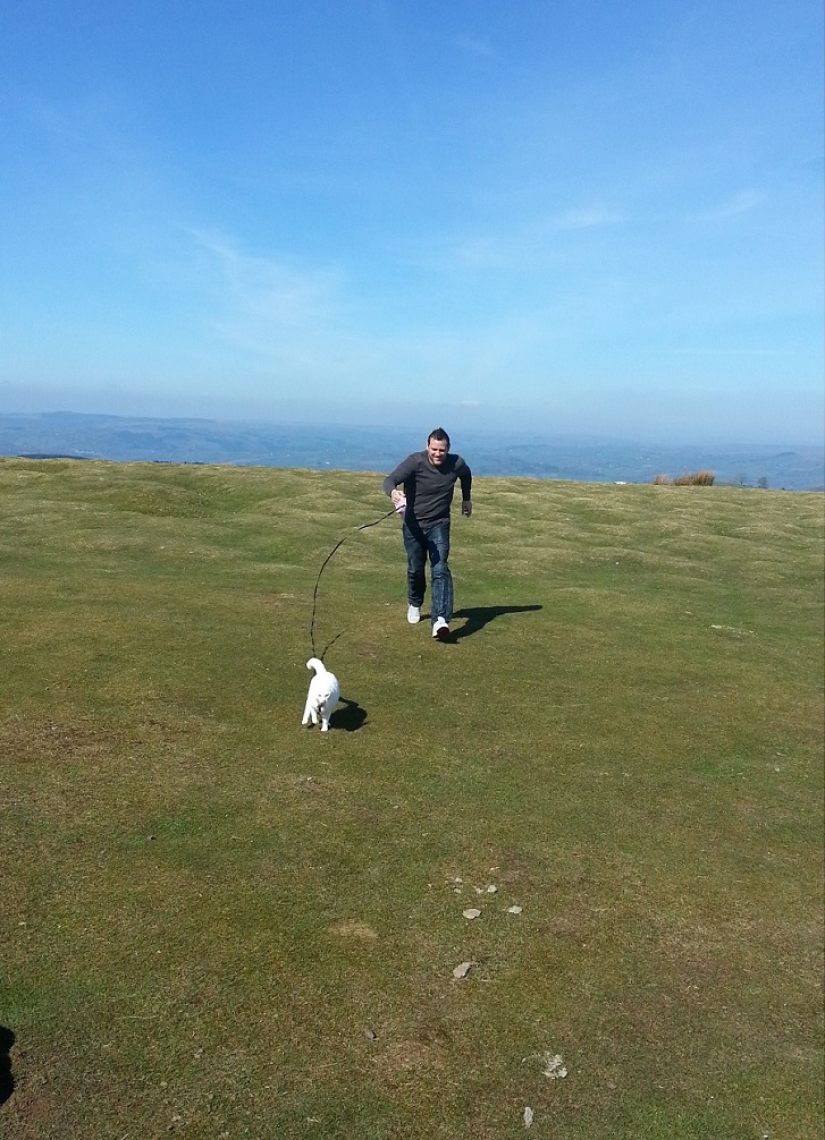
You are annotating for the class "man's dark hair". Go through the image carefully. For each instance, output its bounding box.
[428,427,450,448]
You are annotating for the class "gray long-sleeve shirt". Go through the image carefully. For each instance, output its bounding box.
[383,451,472,527]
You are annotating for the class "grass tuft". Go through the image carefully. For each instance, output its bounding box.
[654,470,716,486]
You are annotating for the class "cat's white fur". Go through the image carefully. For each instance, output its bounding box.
[302,658,341,732]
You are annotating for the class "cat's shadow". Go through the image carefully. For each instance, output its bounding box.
[331,696,367,732]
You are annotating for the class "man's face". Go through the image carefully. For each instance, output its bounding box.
[427,437,449,465]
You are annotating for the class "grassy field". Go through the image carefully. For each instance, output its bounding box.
[1,458,822,1140]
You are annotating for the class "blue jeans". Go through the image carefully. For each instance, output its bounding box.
[402,518,453,624]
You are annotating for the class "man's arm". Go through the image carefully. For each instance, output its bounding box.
[459,461,472,516]
[382,454,417,500]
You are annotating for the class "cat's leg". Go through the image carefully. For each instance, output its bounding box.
[320,700,331,731]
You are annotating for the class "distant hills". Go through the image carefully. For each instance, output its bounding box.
[1,411,822,491]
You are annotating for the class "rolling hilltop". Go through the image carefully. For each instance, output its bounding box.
[1,459,823,1138]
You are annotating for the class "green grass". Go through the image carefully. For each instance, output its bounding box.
[1,458,822,1139]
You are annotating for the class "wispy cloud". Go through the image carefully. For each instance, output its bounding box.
[396,203,623,272]
[185,230,403,383]
[452,33,496,58]
[661,346,783,356]
[542,205,624,232]
[697,190,765,221]
[193,230,346,330]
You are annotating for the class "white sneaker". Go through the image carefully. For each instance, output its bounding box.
[407,605,421,624]
[432,617,450,640]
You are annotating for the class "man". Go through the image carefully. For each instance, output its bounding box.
[383,428,472,641]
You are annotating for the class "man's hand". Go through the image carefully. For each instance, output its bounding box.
[461,501,473,517]
[390,489,404,507]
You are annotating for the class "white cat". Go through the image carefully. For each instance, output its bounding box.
[302,658,341,732]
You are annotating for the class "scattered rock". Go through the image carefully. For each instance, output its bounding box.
[486,884,498,894]
[507,905,523,915]
[523,1106,534,1128]
[462,908,481,920]
[541,1053,567,1079]
[364,1028,377,1041]
[452,961,473,979]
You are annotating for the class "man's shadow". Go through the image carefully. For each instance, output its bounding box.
[331,696,367,732]
[0,1027,15,1105]
[450,604,542,641]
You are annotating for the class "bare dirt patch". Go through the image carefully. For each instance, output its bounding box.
[327,919,379,941]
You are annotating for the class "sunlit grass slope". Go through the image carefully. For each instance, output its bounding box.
[1,458,822,1139]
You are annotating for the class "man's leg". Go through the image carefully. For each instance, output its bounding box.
[402,522,427,609]
[426,520,453,627]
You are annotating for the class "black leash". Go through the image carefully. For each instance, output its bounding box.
[309,506,399,660]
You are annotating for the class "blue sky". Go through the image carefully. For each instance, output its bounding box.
[1,0,822,444]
